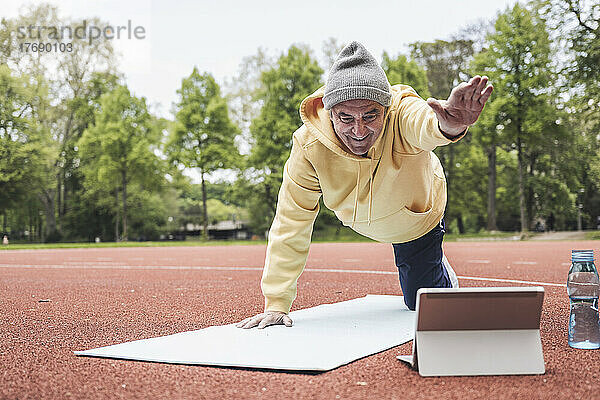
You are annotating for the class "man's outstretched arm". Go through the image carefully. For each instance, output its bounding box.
[426,75,494,137]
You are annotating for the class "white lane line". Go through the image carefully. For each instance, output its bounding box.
[62,261,120,265]
[0,264,264,271]
[513,261,538,265]
[458,275,565,287]
[308,268,394,275]
[466,260,491,264]
[0,264,566,287]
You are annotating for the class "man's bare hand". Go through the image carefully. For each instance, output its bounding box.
[236,311,293,329]
[426,75,494,136]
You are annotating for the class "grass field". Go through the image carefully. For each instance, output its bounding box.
[1,229,597,250]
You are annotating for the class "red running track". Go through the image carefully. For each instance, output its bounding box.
[1,241,599,399]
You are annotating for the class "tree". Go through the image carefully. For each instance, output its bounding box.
[541,0,600,228]
[472,3,558,232]
[56,72,121,240]
[224,48,273,153]
[320,37,345,73]
[409,38,479,232]
[78,85,163,241]
[381,52,430,98]
[0,65,46,233]
[410,40,475,99]
[244,44,323,234]
[543,0,600,100]
[167,68,239,239]
[0,4,116,238]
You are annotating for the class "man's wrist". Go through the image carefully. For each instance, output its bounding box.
[438,122,467,139]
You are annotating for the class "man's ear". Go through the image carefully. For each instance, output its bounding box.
[329,110,334,121]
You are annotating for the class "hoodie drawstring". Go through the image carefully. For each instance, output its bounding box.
[351,164,360,229]
[351,151,375,228]
[368,156,373,226]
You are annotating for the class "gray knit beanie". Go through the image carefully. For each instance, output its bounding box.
[323,41,391,110]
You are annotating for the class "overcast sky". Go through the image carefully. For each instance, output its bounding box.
[4,0,518,119]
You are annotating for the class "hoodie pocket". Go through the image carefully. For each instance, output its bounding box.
[401,205,434,218]
[349,203,442,243]
[394,174,445,237]
[398,203,436,235]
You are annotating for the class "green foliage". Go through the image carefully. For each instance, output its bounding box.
[249,45,323,170]
[80,85,161,188]
[126,187,169,240]
[409,38,478,232]
[0,3,117,239]
[232,170,283,234]
[205,198,247,225]
[410,39,475,98]
[167,68,239,238]
[446,139,488,230]
[169,181,246,231]
[169,68,239,173]
[381,52,430,98]
[225,48,274,138]
[540,0,600,229]
[3,2,600,241]
[313,199,343,236]
[77,85,165,240]
[240,45,323,234]
[494,148,521,231]
[0,65,46,210]
[472,3,561,231]
[550,0,600,99]
[320,37,345,72]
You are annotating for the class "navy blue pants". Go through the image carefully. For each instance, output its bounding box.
[392,219,451,311]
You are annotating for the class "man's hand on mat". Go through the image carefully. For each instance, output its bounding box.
[236,311,293,329]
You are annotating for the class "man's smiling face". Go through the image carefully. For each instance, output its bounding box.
[330,99,386,156]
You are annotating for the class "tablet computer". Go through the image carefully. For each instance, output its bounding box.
[398,287,545,376]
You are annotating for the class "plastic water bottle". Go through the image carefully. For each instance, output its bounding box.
[567,249,600,349]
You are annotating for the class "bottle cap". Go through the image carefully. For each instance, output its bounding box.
[572,250,594,262]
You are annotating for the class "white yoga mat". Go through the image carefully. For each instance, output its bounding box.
[75,294,415,371]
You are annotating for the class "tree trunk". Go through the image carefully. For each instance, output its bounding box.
[516,136,528,233]
[28,207,32,242]
[526,155,537,230]
[487,144,498,231]
[513,67,527,234]
[2,212,6,235]
[56,173,62,233]
[122,170,128,241]
[38,213,44,242]
[114,188,119,242]
[200,168,208,240]
[457,213,465,234]
[61,111,74,218]
[62,168,68,218]
[527,180,535,230]
[39,190,57,238]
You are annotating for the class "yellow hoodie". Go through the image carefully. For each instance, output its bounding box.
[261,84,465,313]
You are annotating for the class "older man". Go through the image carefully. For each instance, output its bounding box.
[237,41,493,329]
